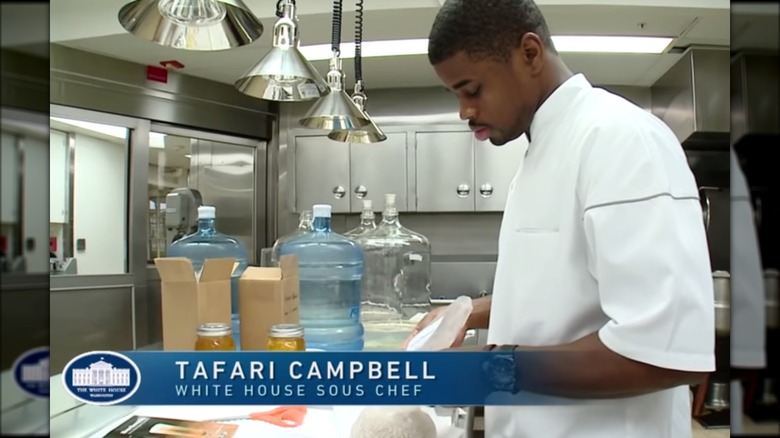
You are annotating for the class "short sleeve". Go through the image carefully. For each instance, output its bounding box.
[578,114,716,372]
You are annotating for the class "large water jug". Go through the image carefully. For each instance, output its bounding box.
[167,205,249,349]
[278,204,365,351]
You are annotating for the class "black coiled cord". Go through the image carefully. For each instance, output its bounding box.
[275,0,296,18]
[331,0,343,56]
[354,0,364,83]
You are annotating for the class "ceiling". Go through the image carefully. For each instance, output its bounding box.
[47,0,734,89]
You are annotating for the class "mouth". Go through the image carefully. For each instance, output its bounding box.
[471,126,491,141]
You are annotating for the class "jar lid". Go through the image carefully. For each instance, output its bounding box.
[197,322,232,337]
[270,323,304,338]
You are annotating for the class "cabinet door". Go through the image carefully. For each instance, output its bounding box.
[294,135,350,213]
[474,135,528,211]
[415,132,475,212]
[49,130,69,223]
[349,132,408,212]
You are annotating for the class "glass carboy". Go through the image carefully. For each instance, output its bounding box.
[167,205,248,348]
[344,199,377,239]
[277,204,365,351]
[270,210,313,265]
[356,193,432,323]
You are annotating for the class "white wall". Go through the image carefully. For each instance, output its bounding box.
[21,135,49,273]
[1,131,20,224]
[49,130,68,224]
[72,133,127,275]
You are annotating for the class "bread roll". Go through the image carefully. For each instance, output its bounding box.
[351,406,437,438]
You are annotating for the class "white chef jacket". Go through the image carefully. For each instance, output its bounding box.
[729,146,766,434]
[486,74,716,438]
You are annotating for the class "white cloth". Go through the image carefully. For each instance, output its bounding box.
[486,74,715,438]
[729,147,766,368]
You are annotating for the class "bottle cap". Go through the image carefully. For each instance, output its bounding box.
[384,193,396,207]
[312,204,332,218]
[198,206,216,219]
[362,199,373,210]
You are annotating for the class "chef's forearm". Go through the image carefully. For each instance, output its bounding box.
[466,295,491,329]
[510,332,707,399]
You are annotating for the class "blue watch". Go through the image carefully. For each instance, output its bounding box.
[483,345,520,394]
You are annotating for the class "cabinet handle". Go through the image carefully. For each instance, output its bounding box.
[332,186,346,199]
[479,183,493,198]
[354,185,368,199]
[456,184,470,197]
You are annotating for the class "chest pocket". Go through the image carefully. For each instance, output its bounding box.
[508,174,564,233]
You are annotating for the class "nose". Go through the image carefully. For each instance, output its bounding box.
[459,100,476,122]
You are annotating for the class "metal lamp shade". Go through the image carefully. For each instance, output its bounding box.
[328,116,386,143]
[234,0,328,102]
[234,46,329,102]
[118,0,264,51]
[299,88,371,131]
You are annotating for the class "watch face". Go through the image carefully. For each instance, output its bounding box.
[482,353,516,392]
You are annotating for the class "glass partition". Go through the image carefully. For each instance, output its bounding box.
[147,126,260,265]
[48,114,130,275]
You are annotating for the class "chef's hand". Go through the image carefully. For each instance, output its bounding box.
[401,306,469,350]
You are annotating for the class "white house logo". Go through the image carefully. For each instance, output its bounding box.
[62,351,141,405]
[12,347,50,399]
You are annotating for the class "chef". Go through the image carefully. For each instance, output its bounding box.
[405,0,716,437]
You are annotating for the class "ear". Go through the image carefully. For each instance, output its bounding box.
[518,32,545,75]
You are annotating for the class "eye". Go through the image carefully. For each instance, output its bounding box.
[465,85,481,97]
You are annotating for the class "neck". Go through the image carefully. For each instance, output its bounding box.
[197,218,216,235]
[526,56,573,143]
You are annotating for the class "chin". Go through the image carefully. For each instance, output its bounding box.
[488,135,509,146]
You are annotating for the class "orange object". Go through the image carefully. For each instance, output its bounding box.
[207,406,308,427]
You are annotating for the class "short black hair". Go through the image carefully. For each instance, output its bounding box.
[428,0,557,65]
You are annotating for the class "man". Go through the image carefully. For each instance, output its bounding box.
[406,0,716,436]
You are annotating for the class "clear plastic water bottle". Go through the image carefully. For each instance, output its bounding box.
[344,200,377,239]
[270,210,313,266]
[278,204,365,351]
[167,205,248,349]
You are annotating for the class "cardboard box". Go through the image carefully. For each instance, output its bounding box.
[154,257,236,351]
[238,255,300,350]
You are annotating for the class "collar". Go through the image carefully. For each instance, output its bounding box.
[528,73,592,144]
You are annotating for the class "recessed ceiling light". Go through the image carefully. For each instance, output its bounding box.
[298,35,675,61]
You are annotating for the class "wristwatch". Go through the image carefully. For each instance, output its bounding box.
[483,344,520,394]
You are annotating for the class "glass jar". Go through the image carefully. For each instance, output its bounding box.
[195,323,236,351]
[267,324,306,351]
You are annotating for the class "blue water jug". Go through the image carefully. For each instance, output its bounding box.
[278,204,365,351]
[167,205,248,349]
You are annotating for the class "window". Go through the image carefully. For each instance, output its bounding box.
[147,126,259,265]
[49,115,129,275]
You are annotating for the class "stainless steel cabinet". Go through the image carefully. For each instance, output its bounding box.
[294,134,409,213]
[294,136,351,213]
[474,136,527,211]
[350,132,408,212]
[415,132,475,212]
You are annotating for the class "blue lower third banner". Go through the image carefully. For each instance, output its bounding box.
[61,351,568,406]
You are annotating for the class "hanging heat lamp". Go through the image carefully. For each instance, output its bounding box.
[234,0,329,102]
[118,0,264,51]
[298,0,370,131]
[328,0,386,143]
